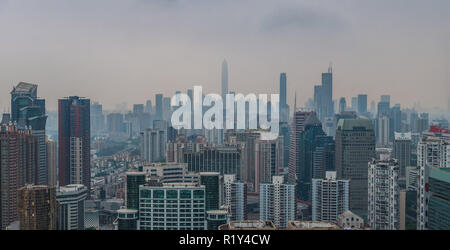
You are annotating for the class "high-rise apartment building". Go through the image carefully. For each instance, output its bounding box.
[17,185,57,230]
[11,82,47,185]
[139,183,206,230]
[312,171,349,223]
[260,176,295,229]
[417,126,450,230]
[0,124,39,229]
[394,132,412,178]
[368,157,400,230]
[56,184,88,230]
[223,175,247,221]
[254,137,283,193]
[140,128,167,163]
[335,118,376,218]
[58,96,91,194]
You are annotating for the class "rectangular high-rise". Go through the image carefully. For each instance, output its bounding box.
[58,96,91,194]
[11,82,47,185]
[312,171,349,223]
[223,175,247,221]
[335,118,376,219]
[260,176,295,229]
[357,94,367,115]
[56,184,88,230]
[394,132,412,178]
[0,124,39,229]
[17,185,57,230]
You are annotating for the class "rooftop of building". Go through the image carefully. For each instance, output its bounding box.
[336,118,373,131]
[117,209,138,214]
[394,132,412,140]
[57,184,87,193]
[286,221,341,230]
[206,209,228,215]
[12,82,37,94]
[219,220,277,230]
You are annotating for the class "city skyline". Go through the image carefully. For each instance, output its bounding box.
[0,0,449,112]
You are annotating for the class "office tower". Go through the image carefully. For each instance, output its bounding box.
[90,102,104,135]
[312,171,349,223]
[417,126,450,230]
[426,166,450,229]
[335,118,376,218]
[368,158,400,230]
[390,105,402,134]
[140,128,167,163]
[11,82,47,185]
[369,101,376,115]
[46,137,57,187]
[254,137,283,193]
[221,59,229,101]
[58,96,91,195]
[288,110,314,184]
[106,113,125,133]
[377,115,390,146]
[145,100,153,114]
[279,122,291,169]
[139,183,206,230]
[126,172,146,210]
[260,176,295,229]
[394,132,412,178]
[414,117,429,134]
[200,172,220,211]
[223,175,247,221]
[357,94,367,115]
[279,73,290,123]
[183,146,243,179]
[155,94,163,120]
[298,113,335,202]
[377,101,390,118]
[1,113,11,124]
[380,95,390,104]
[17,185,57,230]
[205,128,224,145]
[0,124,38,229]
[56,184,88,230]
[314,66,333,121]
[133,104,144,114]
[339,97,346,113]
[117,209,139,230]
[143,162,199,184]
[351,97,358,112]
[206,210,229,230]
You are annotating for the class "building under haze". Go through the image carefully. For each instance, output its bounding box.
[58,96,91,195]
[56,184,88,230]
[260,176,295,229]
[335,118,376,219]
[17,185,57,230]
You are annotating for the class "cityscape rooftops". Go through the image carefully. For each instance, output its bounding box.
[286,221,341,230]
[218,220,277,230]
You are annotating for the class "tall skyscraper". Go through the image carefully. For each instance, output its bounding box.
[221,59,229,101]
[200,172,220,211]
[155,94,163,120]
[357,94,367,115]
[90,102,104,135]
[140,128,167,163]
[298,113,335,202]
[17,184,57,230]
[56,184,88,230]
[314,66,333,122]
[58,96,91,194]
[288,110,314,184]
[312,171,349,223]
[335,118,376,218]
[368,158,400,230]
[254,137,283,193]
[126,172,146,211]
[339,97,346,113]
[0,124,38,229]
[279,73,290,123]
[393,132,412,178]
[46,137,57,187]
[11,82,47,185]
[426,166,450,229]
[223,175,247,221]
[260,176,295,229]
[377,115,390,146]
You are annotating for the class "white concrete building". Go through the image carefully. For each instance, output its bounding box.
[260,176,295,229]
[312,171,349,223]
[56,184,88,230]
[368,158,400,230]
[223,174,247,221]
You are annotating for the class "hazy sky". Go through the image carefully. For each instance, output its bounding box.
[0,0,449,111]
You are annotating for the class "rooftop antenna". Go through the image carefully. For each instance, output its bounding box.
[294,91,297,111]
[328,62,333,74]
